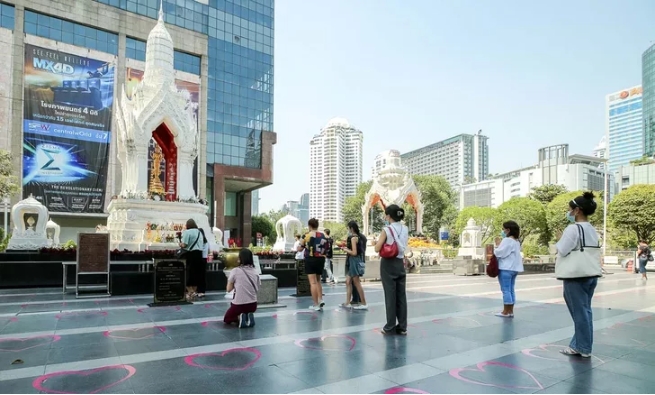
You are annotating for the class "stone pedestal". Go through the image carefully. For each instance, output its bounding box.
[257,274,278,304]
[106,199,215,251]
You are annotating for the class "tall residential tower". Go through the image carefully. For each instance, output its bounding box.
[309,118,363,223]
[644,44,655,157]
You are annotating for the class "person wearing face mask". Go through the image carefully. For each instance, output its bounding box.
[555,192,601,358]
[493,221,523,317]
[374,204,409,335]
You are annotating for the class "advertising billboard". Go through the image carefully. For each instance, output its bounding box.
[125,68,200,196]
[22,45,114,213]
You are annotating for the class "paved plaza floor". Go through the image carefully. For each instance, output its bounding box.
[0,270,654,393]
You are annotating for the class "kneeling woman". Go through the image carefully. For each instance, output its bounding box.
[223,249,261,328]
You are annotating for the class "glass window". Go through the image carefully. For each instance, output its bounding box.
[224,192,237,216]
[24,10,118,55]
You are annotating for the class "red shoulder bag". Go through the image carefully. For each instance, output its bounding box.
[487,254,499,278]
[380,226,400,259]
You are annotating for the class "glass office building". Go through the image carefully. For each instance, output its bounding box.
[606,86,643,173]
[644,44,655,157]
[0,0,275,245]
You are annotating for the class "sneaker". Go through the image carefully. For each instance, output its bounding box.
[494,312,513,318]
[238,313,248,328]
[319,300,325,308]
[248,312,255,327]
[310,305,323,311]
[341,303,352,309]
[380,328,393,335]
[353,304,368,310]
[396,328,408,335]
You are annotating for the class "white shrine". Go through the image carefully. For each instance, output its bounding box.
[107,4,215,251]
[458,218,485,259]
[6,195,50,250]
[362,150,424,236]
[272,214,303,252]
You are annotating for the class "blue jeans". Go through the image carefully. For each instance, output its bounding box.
[563,278,598,354]
[498,270,518,305]
[639,258,648,274]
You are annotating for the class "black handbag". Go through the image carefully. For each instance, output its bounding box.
[176,232,200,259]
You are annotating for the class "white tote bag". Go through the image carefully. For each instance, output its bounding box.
[555,224,602,279]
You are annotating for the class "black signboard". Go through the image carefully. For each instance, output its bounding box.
[151,260,187,305]
[293,260,311,297]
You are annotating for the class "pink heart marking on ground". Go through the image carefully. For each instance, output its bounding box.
[9,317,18,322]
[55,311,108,319]
[103,326,166,340]
[384,387,429,394]
[294,335,356,352]
[522,345,604,364]
[450,361,544,390]
[0,335,61,352]
[185,348,261,371]
[32,364,136,394]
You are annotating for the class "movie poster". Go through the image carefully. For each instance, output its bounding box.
[125,68,200,197]
[22,45,114,213]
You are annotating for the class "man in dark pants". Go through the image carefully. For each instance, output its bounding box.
[322,229,335,283]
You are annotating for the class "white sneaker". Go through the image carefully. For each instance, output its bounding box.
[319,300,325,308]
[353,304,368,310]
[310,304,323,311]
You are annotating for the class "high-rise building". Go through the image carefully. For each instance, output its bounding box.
[284,193,309,224]
[401,131,489,186]
[606,86,643,173]
[309,118,363,223]
[251,190,260,216]
[0,0,275,245]
[644,44,655,157]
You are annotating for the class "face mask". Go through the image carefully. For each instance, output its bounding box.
[566,211,576,223]
[500,230,506,238]
[384,220,390,226]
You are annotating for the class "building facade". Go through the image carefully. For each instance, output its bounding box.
[606,85,643,173]
[283,193,309,225]
[401,131,489,187]
[644,44,655,157]
[592,135,607,168]
[0,0,274,245]
[615,162,655,191]
[309,118,363,223]
[460,144,610,208]
[372,149,401,179]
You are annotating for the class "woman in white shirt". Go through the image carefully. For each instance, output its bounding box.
[374,204,409,335]
[555,192,601,358]
[494,220,524,318]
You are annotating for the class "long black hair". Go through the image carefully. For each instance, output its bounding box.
[385,204,405,222]
[238,248,255,267]
[347,221,361,236]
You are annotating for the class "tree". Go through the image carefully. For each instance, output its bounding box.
[453,206,497,245]
[495,197,547,244]
[608,185,655,244]
[413,175,457,238]
[251,215,275,245]
[0,150,19,198]
[262,209,286,225]
[546,190,604,243]
[530,184,568,205]
[322,221,348,242]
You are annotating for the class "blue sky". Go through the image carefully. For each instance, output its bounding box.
[258,0,654,213]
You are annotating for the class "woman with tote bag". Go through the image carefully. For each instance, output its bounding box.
[555,192,602,358]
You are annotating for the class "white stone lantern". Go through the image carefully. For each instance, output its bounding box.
[7,195,49,250]
[45,219,61,247]
[272,214,303,252]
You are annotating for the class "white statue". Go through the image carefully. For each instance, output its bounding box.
[6,195,49,250]
[106,4,212,251]
[212,227,224,250]
[272,214,303,252]
[45,219,61,247]
[362,150,424,236]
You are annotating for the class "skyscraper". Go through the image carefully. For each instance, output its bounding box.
[606,86,643,172]
[644,44,655,157]
[309,118,363,223]
[401,131,489,186]
[592,136,607,169]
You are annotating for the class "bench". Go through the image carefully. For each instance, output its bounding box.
[257,274,278,305]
